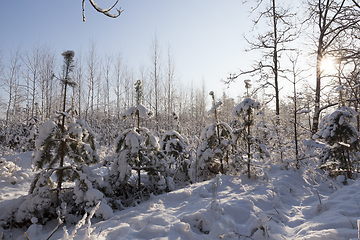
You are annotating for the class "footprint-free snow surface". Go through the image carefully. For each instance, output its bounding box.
[1,152,360,239]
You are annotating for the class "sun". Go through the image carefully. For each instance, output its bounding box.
[320,56,336,74]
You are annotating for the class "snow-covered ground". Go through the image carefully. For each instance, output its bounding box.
[1,152,360,240]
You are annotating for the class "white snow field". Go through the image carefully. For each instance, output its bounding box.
[1,151,360,240]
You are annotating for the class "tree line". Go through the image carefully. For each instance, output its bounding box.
[0,36,231,140]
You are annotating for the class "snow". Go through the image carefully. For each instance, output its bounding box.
[122,106,136,119]
[299,109,311,114]
[314,107,358,143]
[138,104,152,118]
[35,120,57,149]
[232,98,261,118]
[121,105,153,120]
[1,152,360,239]
[207,100,222,116]
[336,86,345,91]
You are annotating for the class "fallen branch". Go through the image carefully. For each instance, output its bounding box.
[316,190,322,205]
[71,212,87,240]
[86,201,102,237]
[19,232,30,240]
[46,210,64,240]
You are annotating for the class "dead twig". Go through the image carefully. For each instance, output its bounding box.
[316,190,322,205]
[341,213,356,229]
[46,210,64,240]
[19,232,31,240]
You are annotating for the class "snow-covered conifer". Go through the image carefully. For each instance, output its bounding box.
[22,51,102,225]
[37,51,98,184]
[195,91,235,181]
[313,106,360,179]
[232,97,269,178]
[72,166,113,219]
[16,170,56,224]
[110,80,167,199]
[160,129,191,187]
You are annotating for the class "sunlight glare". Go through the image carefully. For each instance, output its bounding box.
[320,57,335,73]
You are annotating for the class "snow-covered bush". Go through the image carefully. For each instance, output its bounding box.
[16,170,56,225]
[232,97,269,178]
[0,116,41,153]
[72,167,113,219]
[195,91,235,181]
[313,106,360,179]
[160,130,191,187]
[110,127,166,193]
[0,158,29,185]
[24,115,41,151]
[10,50,107,227]
[264,116,293,164]
[249,213,270,238]
[34,51,99,204]
[109,80,168,204]
[34,111,99,174]
[196,122,235,181]
[15,165,112,227]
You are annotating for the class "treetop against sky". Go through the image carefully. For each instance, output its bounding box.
[0,0,266,99]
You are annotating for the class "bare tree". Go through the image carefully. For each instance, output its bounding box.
[2,48,23,124]
[85,42,98,122]
[0,49,4,115]
[73,53,84,118]
[138,64,149,113]
[283,52,309,167]
[227,0,297,118]
[149,33,162,132]
[39,46,56,119]
[164,45,177,130]
[95,59,102,118]
[113,52,123,120]
[219,92,235,123]
[22,43,43,119]
[306,0,360,134]
[123,66,135,112]
[196,81,207,133]
[103,54,112,118]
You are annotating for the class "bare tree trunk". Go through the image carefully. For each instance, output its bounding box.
[165,45,176,130]
[4,51,22,125]
[95,66,102,118]
[86,42,98,124]
[150,33,162,132]
[272,0,280,117]
[74,55,83,118]
[104,55,112,118]
[114,53,123,120]
[312,45,323,134]
[247,114,251,179]
[41,47,55,119]
[23,44,42,119]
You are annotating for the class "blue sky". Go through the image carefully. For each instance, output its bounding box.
[0,0,272,101]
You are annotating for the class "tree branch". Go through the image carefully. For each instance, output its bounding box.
[351,0,360,9]
[83,0,123,22]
